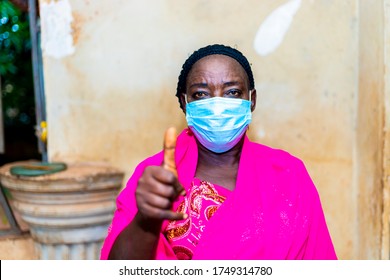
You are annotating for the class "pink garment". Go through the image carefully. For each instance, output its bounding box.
[164,178,231,260]
[100,128,337,260]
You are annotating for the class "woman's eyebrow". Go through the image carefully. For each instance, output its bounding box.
[188,81,244,89]
[189,82,208,89]
[223,81,243,87]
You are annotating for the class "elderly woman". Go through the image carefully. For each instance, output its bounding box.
[100,44,337,260]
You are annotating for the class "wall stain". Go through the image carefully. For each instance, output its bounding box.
[71,12,84,46]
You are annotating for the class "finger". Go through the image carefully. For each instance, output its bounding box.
[141,203,188,221]
[139,170,177,198]
[143,192,173,210]
[162,210,188,221]
[172,177,186,198]
[153,170,185,199]
[151,182,177,200]
[145,166,183,198]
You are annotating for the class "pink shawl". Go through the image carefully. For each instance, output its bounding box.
[100,129,337,260]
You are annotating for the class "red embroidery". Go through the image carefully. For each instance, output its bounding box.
[164,179,230,259]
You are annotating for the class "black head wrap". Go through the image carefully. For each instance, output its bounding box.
[176,44,255,109]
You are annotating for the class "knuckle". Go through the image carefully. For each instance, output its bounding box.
[150,208,163,219]
[166,187,176,199]
[163,198,172,209]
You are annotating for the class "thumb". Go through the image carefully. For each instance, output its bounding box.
[162,127,178,177]
[162,127,185,196]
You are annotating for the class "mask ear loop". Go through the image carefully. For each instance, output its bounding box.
[247,90,253,132]
[184,93,189,104]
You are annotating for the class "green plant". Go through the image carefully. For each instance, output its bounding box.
[0,0,35,127]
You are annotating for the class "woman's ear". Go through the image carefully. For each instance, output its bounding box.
[250,89,257,112]
[179,93,187,114]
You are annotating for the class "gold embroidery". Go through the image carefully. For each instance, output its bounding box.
[190,181,226,216]
[205,205,219,220]
[166,219,190,241]
[164,180,227,244]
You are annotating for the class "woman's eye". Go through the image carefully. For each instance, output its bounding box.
[226,90,241,97]
[192,92,208,99]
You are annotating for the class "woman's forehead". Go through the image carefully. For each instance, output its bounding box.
[187,54,248,84]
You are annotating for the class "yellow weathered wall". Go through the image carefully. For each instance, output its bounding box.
[33,0,387,259]
[356,0,384,259]
[0,236,37,259]
[381,0,390,260]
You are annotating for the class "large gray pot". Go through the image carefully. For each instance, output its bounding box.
[0,161,124,260]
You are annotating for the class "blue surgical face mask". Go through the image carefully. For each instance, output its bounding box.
[185,93,252,153]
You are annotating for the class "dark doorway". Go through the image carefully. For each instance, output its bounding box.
[0,0,40,166]
[0,0,39,235]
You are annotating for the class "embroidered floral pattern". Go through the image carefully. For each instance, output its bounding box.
[164,179,230,259]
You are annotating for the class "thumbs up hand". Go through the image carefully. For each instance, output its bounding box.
[135,127,187,221]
